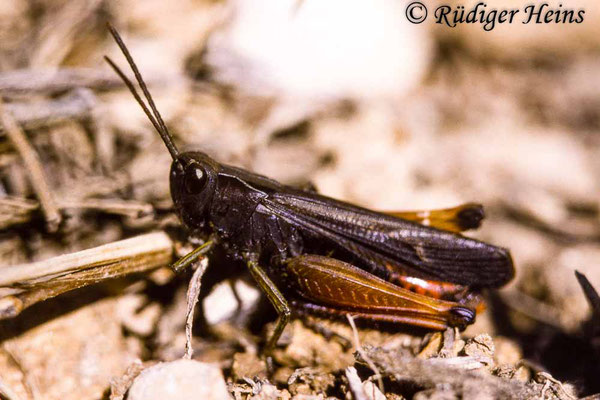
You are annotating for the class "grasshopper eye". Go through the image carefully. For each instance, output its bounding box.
[184,166,207,194]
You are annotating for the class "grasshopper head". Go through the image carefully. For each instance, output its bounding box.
[169,152,219,229]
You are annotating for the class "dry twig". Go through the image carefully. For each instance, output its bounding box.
[58,198,154,218]
[0,197,38,230]
[360,346,536,399]
[0,196,153,230]
[0,231,173,318]
[0,98,61,231]
[0,90,95,134]
[184,258,209,359]
[0,68,120,95]
[346,314,384,393]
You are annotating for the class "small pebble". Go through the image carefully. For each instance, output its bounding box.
[127,359,231,400]
[231,352,267,381]
[463,334,495,365]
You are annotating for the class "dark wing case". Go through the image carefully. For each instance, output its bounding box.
[262,191,514,288]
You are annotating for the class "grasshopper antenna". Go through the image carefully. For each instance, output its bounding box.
[104,24,180,160]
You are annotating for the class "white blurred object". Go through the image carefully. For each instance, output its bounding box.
[203,279,260,324]
[208,0,432,99]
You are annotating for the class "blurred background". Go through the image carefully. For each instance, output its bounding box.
[0,0,599,399]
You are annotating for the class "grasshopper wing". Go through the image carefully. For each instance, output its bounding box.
[262,192,514,288]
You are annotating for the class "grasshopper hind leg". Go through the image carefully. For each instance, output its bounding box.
[242,253,477,358]
[283,255,476,331]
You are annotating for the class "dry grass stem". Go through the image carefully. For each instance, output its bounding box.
[0,91,94,133]
[0,231,173,286]
[0,231,173,318]
[184,257,209,359]
[346,314,384,393]
[0,98,61,231]
[0,68,120,95]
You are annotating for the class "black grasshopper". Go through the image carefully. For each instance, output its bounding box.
[105,26,514,353]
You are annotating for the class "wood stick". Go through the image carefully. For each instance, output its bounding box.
[0,197,38,230]
[0,231,174,319]
[0,68,120,95]
[0,90,93,133]
[0,98,61,231]
[0,231,173,286]
[0,196,154,230]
